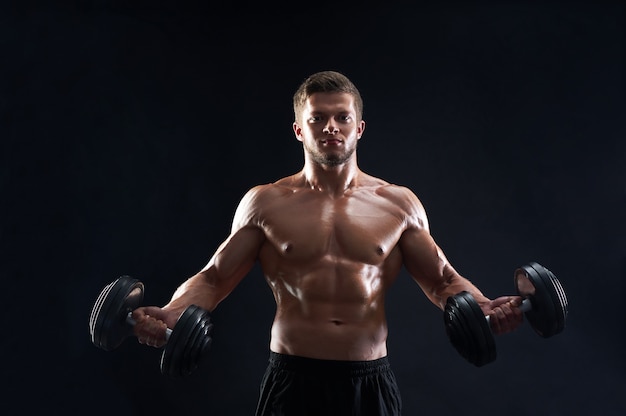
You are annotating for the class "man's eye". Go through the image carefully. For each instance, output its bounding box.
[340,115,351,121]
[308,116,321,122]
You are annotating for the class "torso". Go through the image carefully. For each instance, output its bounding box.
[248,173,417,361]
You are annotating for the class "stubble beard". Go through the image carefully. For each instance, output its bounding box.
[305,141,357,167]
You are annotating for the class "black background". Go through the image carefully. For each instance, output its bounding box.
[2,1,625,415]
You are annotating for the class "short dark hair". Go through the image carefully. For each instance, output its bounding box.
[293,71,363,124]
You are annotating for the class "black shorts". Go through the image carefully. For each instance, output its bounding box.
[255,352,403,416]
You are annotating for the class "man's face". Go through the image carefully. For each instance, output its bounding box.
[293,92,365,167]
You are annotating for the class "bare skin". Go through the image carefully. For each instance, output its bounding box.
[132,91,523,360]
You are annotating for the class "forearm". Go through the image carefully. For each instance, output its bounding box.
[427,264,491,310]
[163,271,227,314]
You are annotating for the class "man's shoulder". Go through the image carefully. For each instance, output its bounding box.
[369,180,416,199]
[239,180,296,205]
[369,182,425,214]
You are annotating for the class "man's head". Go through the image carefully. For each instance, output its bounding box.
[292,71,365,168]
[293,71,364,125]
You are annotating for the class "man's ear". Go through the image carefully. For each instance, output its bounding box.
[357,119,366,140]
[293,122,303,142]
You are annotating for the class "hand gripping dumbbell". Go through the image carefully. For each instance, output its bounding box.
[443,262,568,367]
[89,275,213,377]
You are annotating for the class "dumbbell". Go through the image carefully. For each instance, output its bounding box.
[89,275,213,377]
[443,262,568,367]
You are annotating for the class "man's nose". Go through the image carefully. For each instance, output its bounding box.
[323,124,339,134]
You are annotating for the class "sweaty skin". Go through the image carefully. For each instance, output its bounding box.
[132,92,523,358]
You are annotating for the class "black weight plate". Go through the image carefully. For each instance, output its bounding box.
[451,295,480,365]
[446,294,476,363]
[89,276,144,351]
[444,299,466,358]
[545,268,568,331]
[183,309,213,374]
[160,305,198,377]
[515,262,565,338]
[89,280,116,347]
[178,308,211,376]
[194,318,213,363]
[187,312,213,374]
[444,297,469,360]
[185,316,213,373]
[160,305,204,377]
[456,292,496,367]
[445,292,493,366]
[516,264,555,337]
[457,298,484,366]
[528,263,567,336]
[180,312,205,375]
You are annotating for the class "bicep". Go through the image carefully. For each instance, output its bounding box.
[399,226,450,292]
[166,205,266,313]
[203,225,265,285]
[399,227,488,309]
[206,185,267,280]
[395,188,449,293]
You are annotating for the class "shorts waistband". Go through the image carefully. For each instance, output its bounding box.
[268,351,391,376]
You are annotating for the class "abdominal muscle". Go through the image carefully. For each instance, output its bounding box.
[264,256,396,361]
[269,309,389,361]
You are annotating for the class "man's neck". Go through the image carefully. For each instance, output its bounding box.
[301,162,360,197]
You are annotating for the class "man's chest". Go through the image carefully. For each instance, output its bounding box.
[259,193,407,263]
